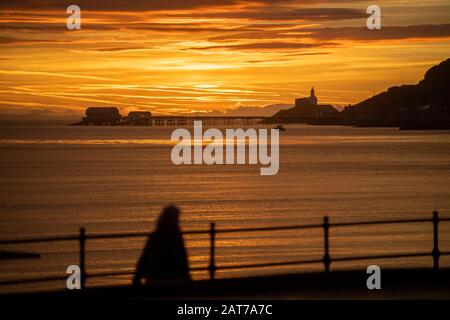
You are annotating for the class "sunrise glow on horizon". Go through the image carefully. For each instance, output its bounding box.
[1,0,450,118]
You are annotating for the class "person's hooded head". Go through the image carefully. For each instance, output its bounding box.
[156,205,181,233]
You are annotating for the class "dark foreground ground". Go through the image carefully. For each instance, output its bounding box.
[2,268,449,300]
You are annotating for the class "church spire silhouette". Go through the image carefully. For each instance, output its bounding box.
[309,87,317,105]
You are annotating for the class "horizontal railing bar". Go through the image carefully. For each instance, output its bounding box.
[85,253,450,280]
[212,218,435,234]
[214,224,323,234]
[0,230,209,245]
[1,216,448,245]
[88,270,134,278]
[85,224,328,239]
[216,259,324,270]
[87,267,209,279]
[183,230,212,235]
[87,230,210,240]
[86,232,149,240]
[211,252,439,271]
[188,266,210,271]
[330,218,432,228]
[83,225,322,240]
[0,235,79,245]
[333,252,431,262]
[0,275,67,286]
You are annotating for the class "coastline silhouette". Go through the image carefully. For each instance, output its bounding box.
[133,205,191,285]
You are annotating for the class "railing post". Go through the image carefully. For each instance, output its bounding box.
[323,216,331,272]
[209,222,216,280]
[432,211,440,271]
[79,227,86,289]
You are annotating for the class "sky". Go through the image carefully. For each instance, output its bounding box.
[0,0,449,118]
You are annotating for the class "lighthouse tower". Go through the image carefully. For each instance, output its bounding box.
[309,87,317,106]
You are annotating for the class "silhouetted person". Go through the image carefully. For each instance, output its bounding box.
[133,205,191,285]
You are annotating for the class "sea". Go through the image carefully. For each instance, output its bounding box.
[0,123,449,293]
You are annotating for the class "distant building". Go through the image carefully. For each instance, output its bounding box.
[74,107,154,126]
[295,87,317,106]
[292,87,339,117]
[82,107,122,125]
[267,87,340,122]
[126,111,152,125]
[293,87,318,117]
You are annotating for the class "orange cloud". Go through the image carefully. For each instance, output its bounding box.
[0,0,449,118]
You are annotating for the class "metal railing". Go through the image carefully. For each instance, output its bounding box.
[0,211,449,290]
